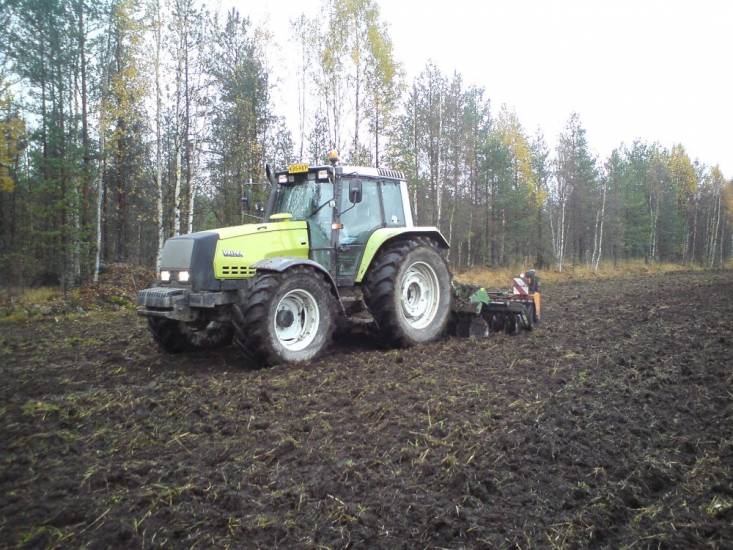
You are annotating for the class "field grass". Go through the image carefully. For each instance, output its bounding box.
[456,259,713,288]
[0,286,64,305]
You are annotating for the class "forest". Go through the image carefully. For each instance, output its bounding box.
[1,0,732,289]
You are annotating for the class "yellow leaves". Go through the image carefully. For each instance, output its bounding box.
[724,179,733,223]
[328,0,396,91]
[707,166,727,200]
[0,174,14,193]
[667,143,697,198]
[0,88,26,193]
[533,187,549,210]
[495,105,536,192]
[367,23,396,84]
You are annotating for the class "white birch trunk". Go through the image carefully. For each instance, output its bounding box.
[648,189,658,263]
[558,197,567,272]
[691,196,698,263]
[549,205,557,260]
[466,204,473,268]
[592,179,607,271]
[447,164,459,253]
[155,0,164,271]
[187,181,195,234]
[709,191,721,267]
[186,141,201,234]
[174,144,181,236]
[93,20,113,283]
[499,209,505,265]
[591,209,601,268]
[412,92,419,222]
[435,91,442,227]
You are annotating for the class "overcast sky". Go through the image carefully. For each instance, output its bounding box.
[219,0,732,177]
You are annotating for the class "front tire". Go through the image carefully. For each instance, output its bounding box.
[147,318,233,353]
[232,267,336,366]
[364,239,452,347]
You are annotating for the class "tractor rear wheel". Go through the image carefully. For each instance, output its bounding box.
[232,267,336,366]
[364,239,452,347]
[147,318,233,353]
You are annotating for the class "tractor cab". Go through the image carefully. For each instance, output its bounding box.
[269,159,412,284]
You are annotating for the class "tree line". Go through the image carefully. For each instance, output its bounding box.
[0,0,731,289]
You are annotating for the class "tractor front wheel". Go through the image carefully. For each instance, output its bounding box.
[147,317,233,353]
[364,239,452,347]
[232,267,336,366]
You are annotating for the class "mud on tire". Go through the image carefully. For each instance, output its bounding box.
[363,238,452,347]
[231,267,336,366]
[147,317,233,353]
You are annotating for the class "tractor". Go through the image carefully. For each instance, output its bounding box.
[137,152,454,365]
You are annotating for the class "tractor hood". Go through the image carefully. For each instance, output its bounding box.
[159,219,309,291]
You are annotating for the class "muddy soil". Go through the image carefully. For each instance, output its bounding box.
[1,271,731,548]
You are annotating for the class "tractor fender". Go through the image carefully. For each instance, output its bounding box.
[253,257,342,308]
[355,227,450,283]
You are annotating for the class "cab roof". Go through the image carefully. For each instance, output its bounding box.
[276,164,405,181]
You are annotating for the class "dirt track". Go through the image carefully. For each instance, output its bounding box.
[1,270,732,548]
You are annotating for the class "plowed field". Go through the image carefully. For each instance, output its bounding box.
[1,270,732,548]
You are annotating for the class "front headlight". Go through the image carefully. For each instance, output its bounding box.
[177,270,190,283]
[160,270,171,282]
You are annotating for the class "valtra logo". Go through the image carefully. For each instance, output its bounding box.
[222,249,244,258]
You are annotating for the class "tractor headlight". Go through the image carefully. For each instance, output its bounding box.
[177,270,190,283]
[160,270,171,282]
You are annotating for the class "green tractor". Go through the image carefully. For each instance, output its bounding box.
[138,153,453,365]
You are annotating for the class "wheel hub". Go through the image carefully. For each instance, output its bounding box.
[400,261,440,330]
[274,289,320,351]
[276,309,295,328]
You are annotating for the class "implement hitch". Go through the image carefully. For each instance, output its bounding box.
[451,270,541,338]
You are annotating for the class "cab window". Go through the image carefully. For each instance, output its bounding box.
[381,180,405,227]
[339,179,382,245]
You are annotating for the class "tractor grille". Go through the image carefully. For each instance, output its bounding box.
[137,287,185,308]
[221,265,256,277]
[140,287,185,299]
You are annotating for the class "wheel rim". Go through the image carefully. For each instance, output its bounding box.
[274,289,320,351]
[400,261,440,330]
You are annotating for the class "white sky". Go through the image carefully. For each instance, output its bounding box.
[218,0,732,177]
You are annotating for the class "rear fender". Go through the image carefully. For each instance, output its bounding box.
[355,227,449,283]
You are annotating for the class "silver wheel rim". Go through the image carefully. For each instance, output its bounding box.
[274,289,320,351]
[400,261,440,330]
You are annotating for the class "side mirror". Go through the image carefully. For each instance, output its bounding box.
[349,180,362,204]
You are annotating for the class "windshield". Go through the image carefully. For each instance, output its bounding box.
[272,180,333,221]
[272,180,334,247]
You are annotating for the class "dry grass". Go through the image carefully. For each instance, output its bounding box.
[456,259,712,288]
[0,286,64,306]
[0,287,79,322]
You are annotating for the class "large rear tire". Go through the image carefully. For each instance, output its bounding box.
[232,267,336,366]
[363,239,452,347]
[147,318,233,353]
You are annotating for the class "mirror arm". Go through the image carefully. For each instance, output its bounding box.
[309,197,335,218]
[338,203,357,217]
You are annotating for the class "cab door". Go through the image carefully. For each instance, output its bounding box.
[305,181,335,273]
[336,178,406,283]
